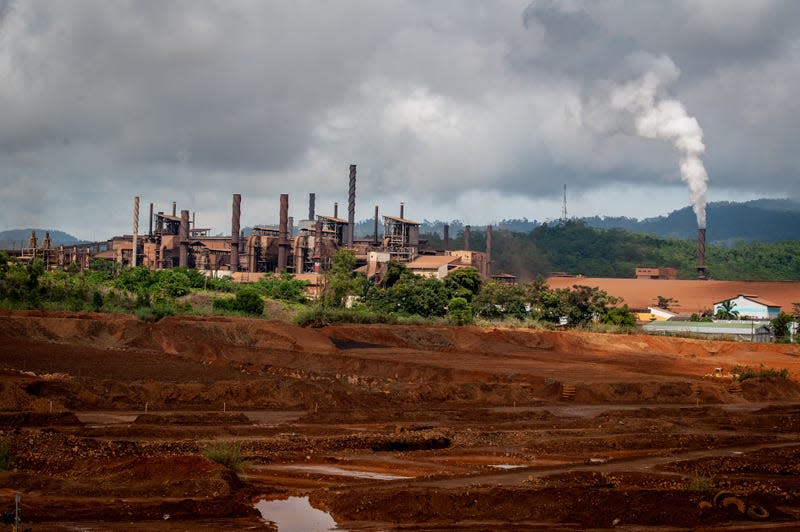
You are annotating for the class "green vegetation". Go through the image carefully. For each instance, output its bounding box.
[202,442,248,473]
[686,476,713,492]
[732,364,789,381]
[423,220,800,281]
[0,222,794,337]
[212,288,264,316]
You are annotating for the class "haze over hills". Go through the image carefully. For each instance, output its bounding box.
[0,229,81,250]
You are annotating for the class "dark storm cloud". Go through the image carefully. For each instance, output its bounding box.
[0,1,798,236]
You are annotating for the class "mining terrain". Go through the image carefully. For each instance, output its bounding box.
[1,310,799,530]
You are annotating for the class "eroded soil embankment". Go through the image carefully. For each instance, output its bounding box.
[1,311,800,529]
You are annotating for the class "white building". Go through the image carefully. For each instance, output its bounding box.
[713,294,781,320]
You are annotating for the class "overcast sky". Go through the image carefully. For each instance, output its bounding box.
[1,0,798,239]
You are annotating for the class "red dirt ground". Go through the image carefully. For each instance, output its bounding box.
[1,310,799,530]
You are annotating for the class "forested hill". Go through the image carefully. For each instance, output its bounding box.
[422,220,800,282]
[387,199,800,245]
[583,199,800,244]
[0,229,81,249]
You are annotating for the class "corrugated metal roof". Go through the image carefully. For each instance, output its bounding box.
[382,215,420,225]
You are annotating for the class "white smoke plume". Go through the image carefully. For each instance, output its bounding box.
[609,56,709,228]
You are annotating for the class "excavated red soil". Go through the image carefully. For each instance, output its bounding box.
[0,310,799,530]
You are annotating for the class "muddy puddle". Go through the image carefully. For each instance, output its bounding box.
[256,496,339,531]
[268,464,412,480]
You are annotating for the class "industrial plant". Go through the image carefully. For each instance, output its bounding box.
[6,164,492,284]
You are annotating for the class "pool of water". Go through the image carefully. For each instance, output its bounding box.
[255,496,339,531]
[273,464,411,480]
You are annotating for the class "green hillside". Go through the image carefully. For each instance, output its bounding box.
[423,220,800,281]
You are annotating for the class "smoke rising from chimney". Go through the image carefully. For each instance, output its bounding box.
[608,56,708,228]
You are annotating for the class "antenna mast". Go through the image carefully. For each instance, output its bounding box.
[561,184,567,221]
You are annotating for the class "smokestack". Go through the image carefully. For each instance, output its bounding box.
[288,216,294,238]
[192,211,195,230]
[697,228,707,280]
[231,194,241,272]
[464,225,471,251]
[179,210,189,268]
[278,193,289,272]
[373,205,379,245]
[313,219,323,273]
[132,196,140,267]
[308,193,316,220]
[334,202,338,218]
[400,202,404,219]
[172,201,176,217]
[148,202,153,237]
[486,225,492,277]
[347,164,356,248]
[443,224,450,252]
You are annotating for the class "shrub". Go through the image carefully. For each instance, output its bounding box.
[212,288,264,316]
[686,476,713,491]
[732,364,789,381]
[447,297,474,326]
[202,442,247,472]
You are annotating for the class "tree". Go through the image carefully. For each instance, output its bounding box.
[771,312,795,341]
[321,249,361,308]
[448,297,474,325]
[655,296,677,310]
[715,300,739,320]
[472,281,527,320]
[444,268,482,302]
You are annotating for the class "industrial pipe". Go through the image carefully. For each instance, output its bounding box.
[278,193,289,272]
[179,209,189,268]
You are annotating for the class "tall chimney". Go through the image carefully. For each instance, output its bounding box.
[373,205,380,245]
[172,201,176,217]
[191,211,195,230]
[179,210,189,268]
[148,203,153,237]
[132,196,139,267]
[347,164,356,248]
[400,202,404,219]
[313,219,323,273]
[697,228,707,280]
[231,194,241,272]
[308,193,316,220]
[288,216,294,238]
[486,224,493,277]
[277,193,289,272]
[443,224,450,252]
[464,225,472,251]
[334,202,338,218]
